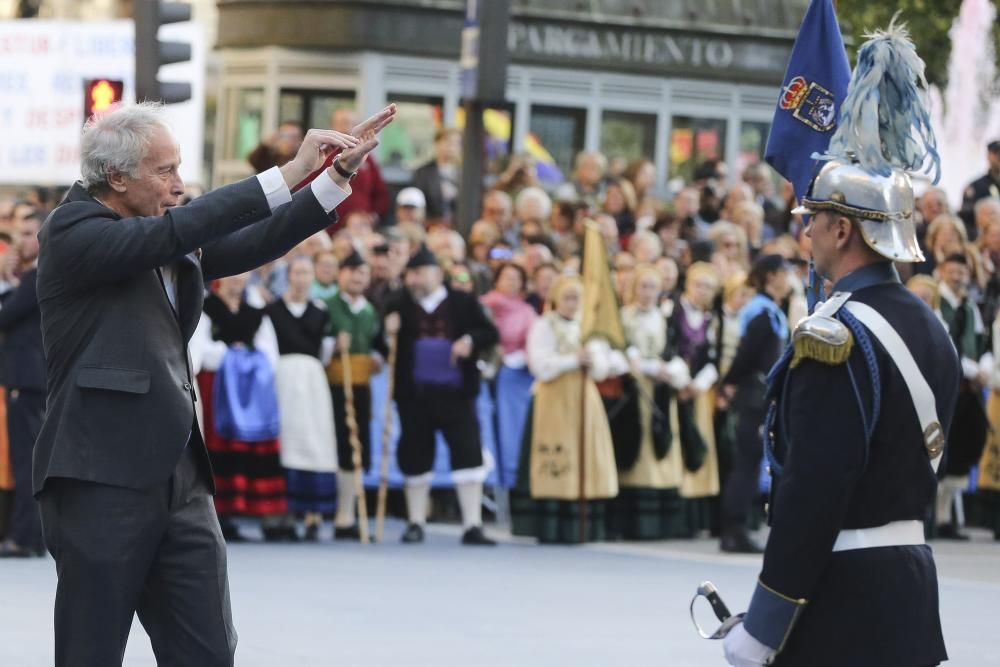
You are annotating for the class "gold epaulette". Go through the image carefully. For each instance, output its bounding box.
[790,314,853,368]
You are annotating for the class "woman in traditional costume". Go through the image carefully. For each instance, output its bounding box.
[979,310,1000,541]
[266,256,337,541]
[614,265,691,539]
[479,262,538,489]
[667,261,723,536]
[197,273,289,541]
[511,275,625,543]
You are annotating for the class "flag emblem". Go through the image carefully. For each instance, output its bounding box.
[779,76,837,132]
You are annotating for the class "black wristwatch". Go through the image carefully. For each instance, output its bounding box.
[332,157,358,181]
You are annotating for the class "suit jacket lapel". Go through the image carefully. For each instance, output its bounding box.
[176,253,205,344]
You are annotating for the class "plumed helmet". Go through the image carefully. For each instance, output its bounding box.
[793,17,940,264]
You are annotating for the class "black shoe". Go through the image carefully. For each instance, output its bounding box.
[720,533,764,554]
[0,543,44,558]
[936,524,970,541]
[304,523,319,542]
[220,520,246,543]
[461,526,496,546]
[401,523,425,544]
[335,525,362,541]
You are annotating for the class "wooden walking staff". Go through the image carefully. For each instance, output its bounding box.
[340,342,370,544]
[374,329,399,543]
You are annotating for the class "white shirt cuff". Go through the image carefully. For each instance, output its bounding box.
[502,350,527,369]
[310,172,352,213]
[256,166,292,212]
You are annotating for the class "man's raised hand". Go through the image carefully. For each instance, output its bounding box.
[281,128,358,187]
[336,105,399,173]
[351,104,397,139]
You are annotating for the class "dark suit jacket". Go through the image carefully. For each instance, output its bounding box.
[411,160,451,220]
[381,288,497,402]
[34,177,335,494]
[0,268,45,392]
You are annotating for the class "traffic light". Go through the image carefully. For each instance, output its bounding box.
[84,78,125,120]
[134,0,192,104]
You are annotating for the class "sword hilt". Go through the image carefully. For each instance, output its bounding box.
[691,581,743,640]
[698,581,732,622]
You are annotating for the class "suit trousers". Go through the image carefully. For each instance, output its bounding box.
[38,443,237,667]
[7,389,44,552]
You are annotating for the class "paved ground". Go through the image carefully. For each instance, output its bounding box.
[1,521,998,666]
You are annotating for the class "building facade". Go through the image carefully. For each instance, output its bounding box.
[214,0,808,189]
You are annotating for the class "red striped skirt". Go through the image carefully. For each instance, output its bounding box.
[198,370,288,517]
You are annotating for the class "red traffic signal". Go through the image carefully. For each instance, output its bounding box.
[84,78,124,120]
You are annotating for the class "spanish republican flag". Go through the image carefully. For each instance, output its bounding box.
[580,220,625,350]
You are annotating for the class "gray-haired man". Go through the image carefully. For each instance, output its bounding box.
[34,101,395,666]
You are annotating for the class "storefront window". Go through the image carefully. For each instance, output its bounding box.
[278,89,355,128]
[738,121,770,176]
[529,104,586,184]
[600,110,657,165]
[226,87,264,161]
[668,116,727,183]
[380,94,444,183]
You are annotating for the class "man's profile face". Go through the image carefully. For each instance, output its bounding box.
[804,211,839,279]
[118,126,184,218]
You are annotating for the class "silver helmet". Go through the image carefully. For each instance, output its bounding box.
[792,159,921,263]
[796,19,939,264]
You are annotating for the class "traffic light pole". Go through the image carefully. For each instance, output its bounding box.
[457,99,485,239]
[455,0,510,239]
[134,0,192,104]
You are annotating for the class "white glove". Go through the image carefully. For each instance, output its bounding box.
[691,363,720,394]
[723,622,776,667]
[961,357,980,381]
[659,356,691,389]
[978,353,994,387]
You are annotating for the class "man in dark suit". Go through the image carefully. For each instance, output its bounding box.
[35,101,395,666]
[411,127,462,224]
[0,209,45,558]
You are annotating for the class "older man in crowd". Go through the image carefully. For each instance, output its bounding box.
[34,101,395,666]
[330,107,390,224]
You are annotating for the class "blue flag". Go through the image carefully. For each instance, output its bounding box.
[764,0,851,201]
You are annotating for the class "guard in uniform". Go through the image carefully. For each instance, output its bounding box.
[723,26,960,667]
[959,140,1000,240]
